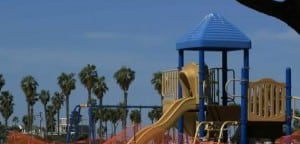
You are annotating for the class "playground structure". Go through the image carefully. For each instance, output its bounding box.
[67,13,300,144]
[126,13,300,144]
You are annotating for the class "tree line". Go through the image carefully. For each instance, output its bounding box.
[0,64,164,142]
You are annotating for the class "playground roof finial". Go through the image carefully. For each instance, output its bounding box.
[176,13,251,51]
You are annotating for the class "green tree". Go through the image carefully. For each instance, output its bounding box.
[153,107,162,122]
[79,64,98,105]
[57,72,76,132]
[93,76,108,107]
[0,122,7,143]
[22,115,30,132]
[12,116,19,126]
[0,91,14,128]
[92,76,108,140]
[46,105,56,133]
[0,74,5,91]
[21,75,39,133]
[148,109,155,124]
[151,71,163,105]
[52,91,64,135]
[114,66,135,130]
[129,109,141,141]
[101,108,110,140]
[109,109,121,136]
[39,89,50,138]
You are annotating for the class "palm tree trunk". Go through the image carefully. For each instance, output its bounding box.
[5,119,8,130]
[30,105,34,134]
[27,104,30,133]
[66,95,69,133]
[57,110,60,135]
[105,121,108,140]
[122,91,128,130]
[123,91,128,141]
[113,123,117,136]
[99,98,103,143]
[44,106,48,138]
[88,89,91,105]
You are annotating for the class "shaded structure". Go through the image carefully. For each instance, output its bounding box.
[176,12,251,143]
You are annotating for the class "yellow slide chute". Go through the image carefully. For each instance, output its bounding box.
[127,62,199,144]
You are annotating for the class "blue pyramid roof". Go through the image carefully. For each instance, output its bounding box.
[176,13,251,51]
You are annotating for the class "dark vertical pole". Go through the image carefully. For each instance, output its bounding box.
[286,67,292,136]
[89,107,95,144]
[222,51,228,142]
[178,50,184,144]
[241,50,249,144]
[199,50,205,137]
[222,51,228,106]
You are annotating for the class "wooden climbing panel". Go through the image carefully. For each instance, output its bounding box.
[248,78,286,121]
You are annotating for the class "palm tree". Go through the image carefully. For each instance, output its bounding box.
[92,76,108,140]
[57,72,76,131]
[0,121,7,143]
[114,66,135,130]
[130,109,141,142]
[153,107,162,122]
[52,91,64,135]
[79,64,98,105]
[109,109,121,136]
[93,76,108,107]
[0,91,14,128]
[151,71,163,105]
[22,115,30,132]
[46,105,56,133]
[21,75,38,134]
[39,89,50,137]
[101,108,110,140]
[12,116,19,126]
[0,74,5,91]
[148,109,155,124]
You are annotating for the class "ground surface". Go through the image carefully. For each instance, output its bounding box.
[7,131,67,144]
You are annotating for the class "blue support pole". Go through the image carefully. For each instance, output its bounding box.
[240,50,249,144]
[199,50,205,137]
[178,50,184,144]
[89,107,96,144]
[286,67,292,136]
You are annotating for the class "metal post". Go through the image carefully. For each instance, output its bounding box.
[89,107,95,144]
[199,50,205,137]
[240,50,249,144]
[222,51,228,106]
[286,67,292,135]
[221,51,228,142]
[178,50,184,144]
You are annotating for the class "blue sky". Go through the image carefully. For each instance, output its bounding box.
[1,0,300,127]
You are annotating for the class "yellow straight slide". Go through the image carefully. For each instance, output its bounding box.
[127,97,197,144]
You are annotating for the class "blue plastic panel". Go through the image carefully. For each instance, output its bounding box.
[176,13,251,51]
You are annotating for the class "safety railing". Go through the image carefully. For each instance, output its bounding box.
[248,78,286,122]
[225,79,242,104]
[292,96,300,120]
[162,69,178,99]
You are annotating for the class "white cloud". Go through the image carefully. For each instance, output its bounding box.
[250,29,300,41]
[82,31,165,45]
[82,32,122,39]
